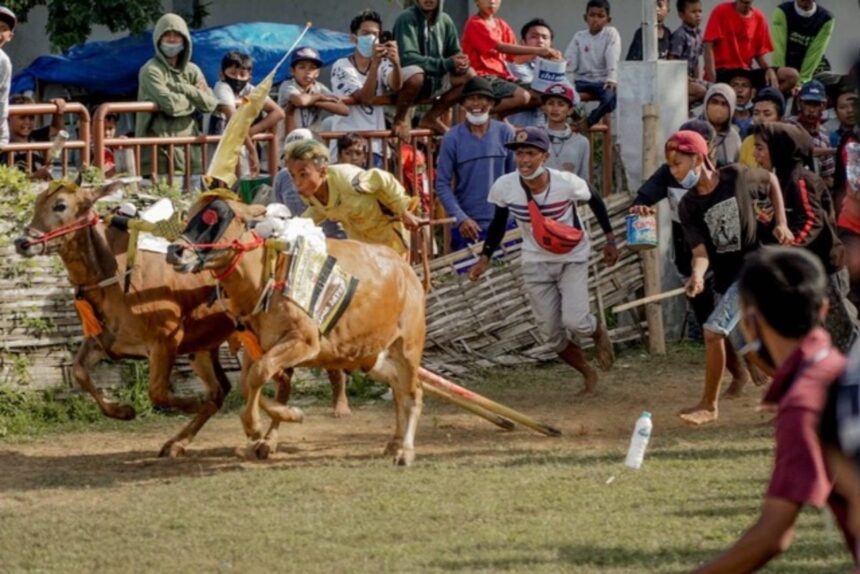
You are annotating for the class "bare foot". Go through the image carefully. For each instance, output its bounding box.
[678,406,718,426]
[576,367,599,396]
[748,362,770,387]
[593,326,615,370]
[723,372,751,399]
[418,116,449,135]
[333,400,352,418]
[393,120,412,142]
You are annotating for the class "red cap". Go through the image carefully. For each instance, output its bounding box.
[665,130,714,169]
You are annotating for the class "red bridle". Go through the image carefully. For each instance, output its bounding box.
[181,231,265,282]
[22,211,100,254]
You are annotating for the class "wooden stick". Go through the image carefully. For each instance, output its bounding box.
[422,383,516,431]
[612,286,687,314]
[418,367,562,437]
[641,103,666,354]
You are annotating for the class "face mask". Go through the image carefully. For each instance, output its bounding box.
[736,102,753,112]
[794,1,816,17]
[357,34,376,58]
[465,111,490,126]
[224,76,248,94]
[547,126,572,140]
[160,40,184,58]
[679,166,701,189]
[521,165,546,181]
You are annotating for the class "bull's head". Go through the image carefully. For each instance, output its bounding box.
[14,179,122,258]
[166,194,265,274]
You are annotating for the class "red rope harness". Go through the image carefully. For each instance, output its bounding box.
[24,211,100,249]
[181,231,264,282]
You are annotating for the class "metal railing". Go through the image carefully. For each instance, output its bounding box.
[3,103,91,176]
[92,102,279,191]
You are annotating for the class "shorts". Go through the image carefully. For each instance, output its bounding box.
[522,259,597,353]
[401,65,452,99]
[703,280,742,338]
[481,74,521,100]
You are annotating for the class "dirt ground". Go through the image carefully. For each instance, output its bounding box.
[0,347,772,493]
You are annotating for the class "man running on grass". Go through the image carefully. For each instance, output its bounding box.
[673,130,793,425]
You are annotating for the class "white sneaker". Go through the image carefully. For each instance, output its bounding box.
[381,388,393,401]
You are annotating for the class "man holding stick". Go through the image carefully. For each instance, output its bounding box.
[673,130,793,425]
[469,127,618,395]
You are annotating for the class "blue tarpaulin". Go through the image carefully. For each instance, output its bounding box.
[11,22,353,96]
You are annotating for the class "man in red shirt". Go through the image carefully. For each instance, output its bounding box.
[703,0,799,95]
[694,247,856,573]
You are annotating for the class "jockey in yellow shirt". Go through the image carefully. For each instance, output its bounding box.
[284,139,421,256]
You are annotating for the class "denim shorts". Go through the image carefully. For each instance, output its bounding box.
[703,280,741,338]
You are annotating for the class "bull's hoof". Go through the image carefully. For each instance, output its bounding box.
[238,440,272,461]
[394,448,415,467]
[158,441,186,458]
[109,404,137,421]
[383,439,402,456]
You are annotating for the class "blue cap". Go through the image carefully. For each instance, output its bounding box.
[505,127,550,153]
[799,80,827,103]
[291,46,323,68]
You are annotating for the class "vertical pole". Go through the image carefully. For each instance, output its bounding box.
[641,103,666,354]
[643,0,658,62]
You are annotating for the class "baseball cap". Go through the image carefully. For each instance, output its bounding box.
[798,80,827,103]
[0,6,15,31]
[291,46,323,68]
[542,82,579,107]
[665,130,714,169]
[505,127,550,153]
[459,76,498,103]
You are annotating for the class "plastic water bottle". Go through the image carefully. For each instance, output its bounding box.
[625,411,652,469]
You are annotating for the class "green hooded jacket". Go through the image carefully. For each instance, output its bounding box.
[135,13,216,178]
[393,0,461,96]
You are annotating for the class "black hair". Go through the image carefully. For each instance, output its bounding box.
[350,9,382,35]
[676,0,701,13]
[679,119,716,145]
[336,132,366,152]
[738,247,827,338]
[520,18,554,41]
[221,51,253,72]
[586,0,611,14]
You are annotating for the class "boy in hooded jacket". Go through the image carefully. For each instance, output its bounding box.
[135,13,216,180]
[752,122,858,352]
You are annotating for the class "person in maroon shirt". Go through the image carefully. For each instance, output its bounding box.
[694,247,856,573]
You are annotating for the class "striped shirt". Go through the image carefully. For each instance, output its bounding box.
[489,168,591,263]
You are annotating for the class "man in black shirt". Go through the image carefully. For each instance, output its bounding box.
[672,130,793,425]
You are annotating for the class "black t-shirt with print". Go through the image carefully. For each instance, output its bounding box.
[0,125,51,172]
[678,164,767,293]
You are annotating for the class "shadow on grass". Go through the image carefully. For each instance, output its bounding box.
[428,541,849,573]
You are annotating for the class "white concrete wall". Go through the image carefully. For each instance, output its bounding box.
[8,0,859,73]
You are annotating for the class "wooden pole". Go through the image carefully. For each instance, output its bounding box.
[612,287,686,315]
[422,383,516,431]
[641,104,666,354]
[418,367,562,437]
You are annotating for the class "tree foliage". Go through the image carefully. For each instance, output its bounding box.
[6,0,209,53]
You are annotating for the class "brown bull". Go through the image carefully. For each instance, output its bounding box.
[167,196,426,465]
[13,181,313,457]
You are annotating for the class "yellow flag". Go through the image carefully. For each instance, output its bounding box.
[206,69,276,189]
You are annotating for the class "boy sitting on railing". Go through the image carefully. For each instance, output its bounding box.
[1,94,66,177]
[278,47,349,139]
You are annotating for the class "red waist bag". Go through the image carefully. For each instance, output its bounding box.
[525,179,583,254]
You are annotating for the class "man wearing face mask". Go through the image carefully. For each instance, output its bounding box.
[436,76,516,250]
[331,10,402,167]
[674,130,794,425]
[469,127,618,395]
[694,247,856,573]
[135,13,216,180]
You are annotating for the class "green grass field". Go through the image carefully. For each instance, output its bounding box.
[0,347,853,573]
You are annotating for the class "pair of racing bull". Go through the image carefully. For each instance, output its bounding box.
[14,180,426,466]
